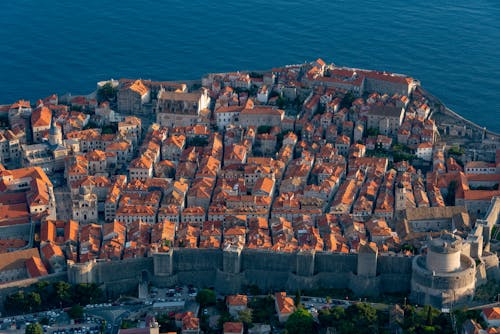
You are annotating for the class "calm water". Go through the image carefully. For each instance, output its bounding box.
[1,0,499,131]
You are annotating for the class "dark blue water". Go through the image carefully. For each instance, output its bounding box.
[1,0,499,131]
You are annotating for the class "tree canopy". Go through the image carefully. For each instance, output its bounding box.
[25,323,43,334]
[97,82,117,102]
[4,281,103,315]
[318,303,378,334]
[68,304,84,320]
[195,289,216,307]
[285,308,316,334]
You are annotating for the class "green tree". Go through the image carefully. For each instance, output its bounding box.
[27,292,42,312]
[285,308,316,334]
[294,289,301,307]
[102,124,117,134]
[217,311,234,329]
[97,82,117,102]
[68,304,84,320]
[318,306,346,329]
[249,295,275,324]
[52,281,72,307]
[33,281,51,306]
[120,319,135,329]
[196,289,216,307]
[5,291,27,314]
[347,303,378,334]
[73,283,102,305]
[367,128,380,137]
[157,314,177,333]
[448,146,464,156]
[101,320,107,333]
[238,309,253,326]
[25,323,43,334]
[340,92,355,109]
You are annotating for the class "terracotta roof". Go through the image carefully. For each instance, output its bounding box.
[0,247,40,272]
[226,294,248,306]
[130,156,153,169]
[26,256,48,277]
[182,313,199,331]
[124,80,149,96]
[223,322,244,333]
[31,106,52,128]
[483,307,500,320]
[41,242,64,260]
[106,141,130,151]
[275,292,295,315]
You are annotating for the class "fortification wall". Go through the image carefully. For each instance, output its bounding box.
[314,252,357,273]
[173,248,222,272]
[65,249,414,299]
[411,255,476,307]
[68,258,154,285]
[243,270,290,291]
[482,252,500,281]
[241,249,295,272]
[96,257,154,283]
[377,255,413,274]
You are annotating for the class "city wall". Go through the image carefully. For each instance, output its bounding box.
[67,248,413,297]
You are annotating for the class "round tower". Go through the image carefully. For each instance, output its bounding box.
[426,233,462,273]
[49,118,62,146]
[411,232,476,308]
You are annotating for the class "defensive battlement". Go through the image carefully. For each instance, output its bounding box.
[428,233,462,254]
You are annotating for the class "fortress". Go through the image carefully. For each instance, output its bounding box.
[65,235,495,309]
[68,246,414,301]
[63,198,500,309]
[411,233,476,307]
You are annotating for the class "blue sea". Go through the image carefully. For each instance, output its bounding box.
[1,0,499,131]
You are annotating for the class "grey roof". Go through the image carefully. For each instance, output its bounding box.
[368,105,404,118]
[405,206,467,221]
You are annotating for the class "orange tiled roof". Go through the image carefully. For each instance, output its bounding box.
[226,294,248,306]
[26,256,48,277]
[483,307,500,320]
[275,292,295,315]
[223,322,244,334]
[31,106,52,128]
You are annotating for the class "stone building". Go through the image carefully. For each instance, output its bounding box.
[0,248,44,283]
[239,106,284,128]
[155,88,210,127]
[0,129,21,168]
[72,186,98,224]
[366,105,405,137]
[31,106,52,143]
[117,79,151,114]
[411,233,476,308]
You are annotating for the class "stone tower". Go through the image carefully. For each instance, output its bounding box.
[357,241,378,277]
[49,118,62,146]
[411,233,476,308]
[395,182,406,212]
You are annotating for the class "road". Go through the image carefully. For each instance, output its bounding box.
[84,305,141,334]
